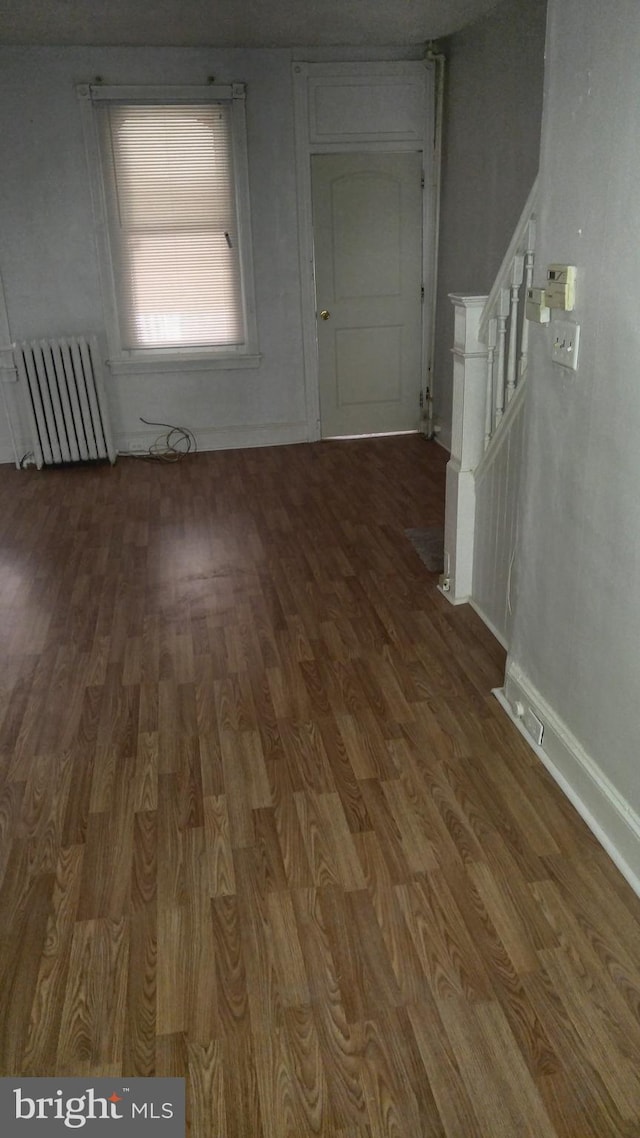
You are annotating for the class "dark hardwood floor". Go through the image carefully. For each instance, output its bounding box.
[1,435,639,1136]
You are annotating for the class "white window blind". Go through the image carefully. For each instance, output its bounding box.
[99,103,245,352]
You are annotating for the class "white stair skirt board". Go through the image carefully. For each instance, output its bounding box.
[494,665,640,899]
[470,378,527,648]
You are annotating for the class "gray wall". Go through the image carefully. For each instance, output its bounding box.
[0,44,429,462]
[509,0,640,819]
[0,45,309,460]
[433,0,547,449]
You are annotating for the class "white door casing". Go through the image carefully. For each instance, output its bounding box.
[292,60,435,441]
[0,263,22,466]
[312,151,423,437]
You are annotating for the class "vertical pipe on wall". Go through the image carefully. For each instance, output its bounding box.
[424,41,446,439]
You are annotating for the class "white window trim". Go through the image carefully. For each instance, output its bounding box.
[77,83,260,372]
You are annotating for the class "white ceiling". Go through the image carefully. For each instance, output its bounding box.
[0,0,502,48]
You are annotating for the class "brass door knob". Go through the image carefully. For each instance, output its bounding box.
[320,309,331,321]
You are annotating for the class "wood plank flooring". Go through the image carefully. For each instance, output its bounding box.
[1,435,639,1136]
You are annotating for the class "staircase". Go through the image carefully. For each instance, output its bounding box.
[440,179,538,647]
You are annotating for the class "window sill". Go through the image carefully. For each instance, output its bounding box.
[106,353,262,375]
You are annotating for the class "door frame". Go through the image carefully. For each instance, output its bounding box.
[292,60,436,441]
[0,261,21,467]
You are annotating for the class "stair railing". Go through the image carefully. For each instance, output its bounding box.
[478,178,538,449]
[440,178,538,605]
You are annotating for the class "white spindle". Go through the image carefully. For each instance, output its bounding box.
[506,255,524,404]
[494,289,509,427]
[519,219,536,379]
[484,317,497,450]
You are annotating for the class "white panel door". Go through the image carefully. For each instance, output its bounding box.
[312,152,423,437]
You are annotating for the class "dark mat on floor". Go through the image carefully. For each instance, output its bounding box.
[405,527,445,573]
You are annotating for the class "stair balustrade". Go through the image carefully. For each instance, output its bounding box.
[440,179,538,635]
[478,178,537,449]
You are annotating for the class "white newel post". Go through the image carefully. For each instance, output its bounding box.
[439,295,488,605]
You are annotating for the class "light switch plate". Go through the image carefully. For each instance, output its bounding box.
[551,320,580,370]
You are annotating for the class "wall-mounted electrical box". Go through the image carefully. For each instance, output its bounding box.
[546,264,576,310]
[526,287,551,323]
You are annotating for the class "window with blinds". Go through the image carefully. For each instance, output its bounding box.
[98,102,246,353]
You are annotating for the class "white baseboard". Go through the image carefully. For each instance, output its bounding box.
[433,428,451,454]
[469,598,509,650]
[0,435,28,466]
[118,420,309,456]
[0,421,310,466]
[437,583,469,605]
[0,445,18,465]
[496,663,640,898]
